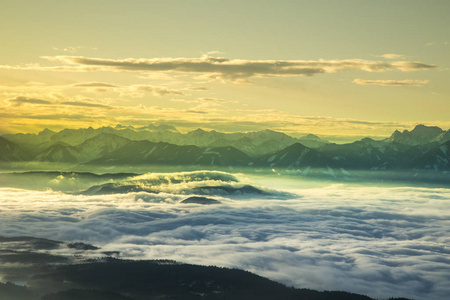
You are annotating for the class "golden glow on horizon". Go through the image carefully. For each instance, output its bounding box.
[1,1,449,137]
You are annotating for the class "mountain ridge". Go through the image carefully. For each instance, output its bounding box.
[2,124,450,173]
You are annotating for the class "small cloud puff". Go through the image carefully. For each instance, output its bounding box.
[378,53,406,59]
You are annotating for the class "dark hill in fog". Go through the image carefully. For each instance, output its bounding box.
[0,236,411,300]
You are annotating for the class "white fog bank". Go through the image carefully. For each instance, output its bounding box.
[0,172,449,300]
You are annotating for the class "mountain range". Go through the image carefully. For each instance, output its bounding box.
[1,124,449,173]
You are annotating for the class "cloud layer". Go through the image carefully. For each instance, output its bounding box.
[37,55,437,81]
[0,172,449,300]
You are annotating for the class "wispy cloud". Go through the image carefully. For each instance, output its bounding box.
[70,82,186,97]
[0,112,89,120]
[5,96,113,110]
[186,87,208,91]
[353,79,430,87]
[131,85,185,96]
[72,82,119,88]
[199,97,236,103]
[390,62,435,72]
[424,42,449,47]
[8,96,53,106]
[170,97,236,105]
[53,46,98,53]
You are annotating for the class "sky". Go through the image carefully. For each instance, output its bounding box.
[1,0,449,139]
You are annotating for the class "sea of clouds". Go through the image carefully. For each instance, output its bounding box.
[0,171,449,300]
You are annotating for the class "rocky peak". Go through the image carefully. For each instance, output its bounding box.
[388,125,444,146]
[411,124,443,135]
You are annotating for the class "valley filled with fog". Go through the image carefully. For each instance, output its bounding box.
[1,171,449,300]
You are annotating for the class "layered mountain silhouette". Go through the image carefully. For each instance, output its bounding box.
[1,124,450,172]
[3,125,328,157]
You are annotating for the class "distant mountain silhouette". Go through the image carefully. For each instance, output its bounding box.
[3,125,329,156]
[259,143,331,168]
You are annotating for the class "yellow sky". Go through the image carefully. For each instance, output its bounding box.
[1,0,449,139]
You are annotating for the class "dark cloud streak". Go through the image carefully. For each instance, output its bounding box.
[61,101,112,109]
[0,112,89,120]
